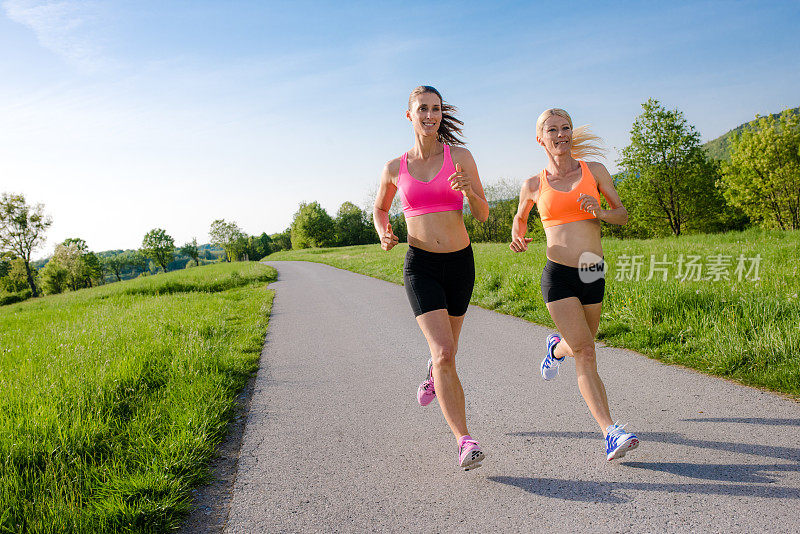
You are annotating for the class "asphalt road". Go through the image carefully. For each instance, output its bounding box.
[219,260,799,533]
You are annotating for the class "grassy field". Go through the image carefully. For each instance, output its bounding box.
[266,228,799,397]
[0,262,276,532]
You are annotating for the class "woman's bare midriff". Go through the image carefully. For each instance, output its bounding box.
[544,218,603,266]
[406,210,470,253]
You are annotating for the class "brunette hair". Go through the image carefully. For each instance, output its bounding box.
[408,85,465,146]
[536,108,606,160]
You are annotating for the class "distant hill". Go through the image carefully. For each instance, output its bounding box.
[703,106,800,161]
[31,244,227,283]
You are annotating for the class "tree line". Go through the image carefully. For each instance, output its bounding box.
[2,99,797,304]
[609,100,799,238]
[0,212,282,304]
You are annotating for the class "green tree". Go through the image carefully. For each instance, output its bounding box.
[59,238,103,288]
[269,229,292,252]
[290,202,334,249]
[255,232,273,258]
[243,233,273,261]
[0,193,52,296]
[2,258,33,293]
[209,219,246,262]
[180,238,200,266]
[52,240,88,290]
[0,256,10,285]
[102,254,125,281]
[121,250,148,275]
[619,98,727,236]
[334,201,375,246]
[600,175,659,239]
[233,233,250,261]
[40,257,69,294]
[83,252,103,287]
[141,228,175,273]
[720,109,800,230]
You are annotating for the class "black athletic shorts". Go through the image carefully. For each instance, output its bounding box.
[403,244,475,317]
[541,259,605,305]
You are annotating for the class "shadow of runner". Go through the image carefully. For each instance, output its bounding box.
[682,417,800,427]
[509,431,800,462]
[488,476,800,501]
[487,476,629,503]
[620,461,800,483]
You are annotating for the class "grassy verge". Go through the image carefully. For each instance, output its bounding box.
[266,228,799,397]
[0,262,276,532]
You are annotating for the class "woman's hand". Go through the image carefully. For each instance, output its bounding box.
[578,194,601,218]
[380,223,399,251]
[509,235,533,252]
[448,163,473,196]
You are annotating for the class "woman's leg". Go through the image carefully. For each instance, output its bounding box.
[546,299,613,434]
[552,303,601,357]
[416,309,468,439]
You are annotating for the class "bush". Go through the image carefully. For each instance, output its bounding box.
[290,202,335,249]
[0,288,32,306]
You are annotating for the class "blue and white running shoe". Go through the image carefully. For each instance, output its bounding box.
[605,423,639,461]
[541,333,565,380]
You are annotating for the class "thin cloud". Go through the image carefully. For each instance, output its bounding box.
[2,0,110,70]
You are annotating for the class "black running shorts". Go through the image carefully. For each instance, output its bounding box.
[541,259,605,305]
[403,244,475,317]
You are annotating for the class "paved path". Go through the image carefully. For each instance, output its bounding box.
[222,261,799,533]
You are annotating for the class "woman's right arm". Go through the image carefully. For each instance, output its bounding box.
[509,176,540,252]
[373,160,400,251]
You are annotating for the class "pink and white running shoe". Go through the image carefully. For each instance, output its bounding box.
[417,359,436,406]
[458,435,485,471]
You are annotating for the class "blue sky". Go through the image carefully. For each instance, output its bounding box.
[1,0,798,255]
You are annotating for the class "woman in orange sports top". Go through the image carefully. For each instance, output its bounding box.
[510,108,640,461]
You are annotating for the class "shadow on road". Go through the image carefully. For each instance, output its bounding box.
[682,417,800,427]
[620,461,800,483]
[499,428,800,502]
[488,476,800,502]
[508,430,800,462]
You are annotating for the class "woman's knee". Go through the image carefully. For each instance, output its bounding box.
[431,344,456,367]
[572,342,597,364]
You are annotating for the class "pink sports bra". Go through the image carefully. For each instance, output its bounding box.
[396,144,464,217]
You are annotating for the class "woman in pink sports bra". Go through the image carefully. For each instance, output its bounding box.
[373,86,489,471]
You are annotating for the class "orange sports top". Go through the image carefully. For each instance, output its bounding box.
[537,160,601,229]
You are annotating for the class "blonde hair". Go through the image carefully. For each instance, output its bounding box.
[536,108,606,160]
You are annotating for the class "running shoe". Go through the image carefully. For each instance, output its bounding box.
[458,436,485,471]
[416,359,436,406]
[541,333,565,380]
[605,423,639,461]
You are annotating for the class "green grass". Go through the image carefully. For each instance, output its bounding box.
[266,228,800,397]
[0,262,276,532]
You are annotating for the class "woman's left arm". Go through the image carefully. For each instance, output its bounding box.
[450,147,489,222]
[581,162,628,226]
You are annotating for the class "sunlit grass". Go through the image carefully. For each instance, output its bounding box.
[266,228,800,396]
[0,262,276,532]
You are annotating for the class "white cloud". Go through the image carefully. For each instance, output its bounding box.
[2,0,109,70]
